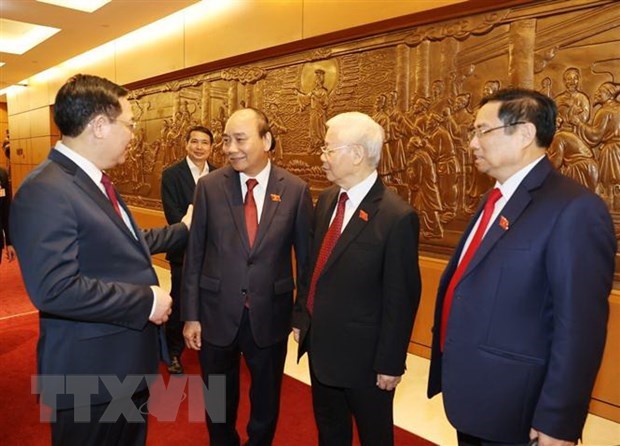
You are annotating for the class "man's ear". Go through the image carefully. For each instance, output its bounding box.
[351,144,366,165]
[521,122,537,148]
[262,131,273,152]
[89,114,108,139]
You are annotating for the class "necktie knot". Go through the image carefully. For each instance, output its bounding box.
[101,172,113,188]
[246,178,258,194]
[486,188,502,209]
[338,191,348,206]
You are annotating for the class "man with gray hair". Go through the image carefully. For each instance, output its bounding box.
[293,111,421,445]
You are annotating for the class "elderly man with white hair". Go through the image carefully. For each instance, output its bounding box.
[293,111,422,446]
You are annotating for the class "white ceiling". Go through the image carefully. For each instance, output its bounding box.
[0,0,200,90]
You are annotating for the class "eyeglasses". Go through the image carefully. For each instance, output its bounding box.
[320,144,350,156]
[114,118,137,132]
[469,122,527,141]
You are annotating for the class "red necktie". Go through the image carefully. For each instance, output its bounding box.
[306,192,349,315]
[440,188,502,350]
[101,173,122,218]
[244,179,259,248]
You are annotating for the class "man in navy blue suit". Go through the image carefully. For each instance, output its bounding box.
[428,88,616,446]
[10,74,191,446]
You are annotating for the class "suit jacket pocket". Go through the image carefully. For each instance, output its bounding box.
[78,322,127,340]
[479,345,545,365]
[200,275,221,292]
[274,277,295,295]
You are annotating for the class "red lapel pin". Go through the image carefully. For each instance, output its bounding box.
[499,215,509,231]
[359,210,368,222]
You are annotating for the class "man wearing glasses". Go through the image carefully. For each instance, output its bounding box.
[293,111,421,445]
[428,88,616,446]
[10,74,191,445]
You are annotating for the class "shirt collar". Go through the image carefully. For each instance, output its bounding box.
[495,155,545,202]
[186,156,209,178]
[240,160,271,187]
[54,140,104,187]
[341,170,378,208]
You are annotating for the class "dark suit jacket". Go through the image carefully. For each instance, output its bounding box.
[161,159,216,264]
[0,167,10,250]
[9,149,188,409]
[294,178,421,388]
[428,157,616,443]
[182,164,312,348]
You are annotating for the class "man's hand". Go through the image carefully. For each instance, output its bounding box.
[184,321,202,350]
[529,428,575,446]
[181,204,193,229]
[5,245,16,262]
[292,327,300,343]
[149,285,172,325]
[376,374,401,391]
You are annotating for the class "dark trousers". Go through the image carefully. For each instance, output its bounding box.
[309,363,395,446]
[165,262,185,358]
[458,431,530,446]
[51,390,149,446]
[199,308,288,446]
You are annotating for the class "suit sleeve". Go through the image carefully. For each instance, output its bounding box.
[161,167,185,225]
[291,183,313,329]
[532,194,615,441]
[180,179,208,322]
[9,179,153,330]
[374,209,422,376]
[142,222,188,255]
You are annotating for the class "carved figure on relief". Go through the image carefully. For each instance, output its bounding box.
[266,103,288,163]
[574,82,620,210]
[387,90,414,184]
[295,63,337,153]
[407,135,444,239]
[373,94,395,184]
[555,67,590,131]
[548,110,598,191]
[427,113,460,224]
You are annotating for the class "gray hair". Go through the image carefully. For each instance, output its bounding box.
[325,112,384,168]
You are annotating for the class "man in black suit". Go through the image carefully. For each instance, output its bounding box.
[293,111,421,445]
[161,125,216,374]
[0,166,16,263]
[10,74,191,446]
[182,107,312,445]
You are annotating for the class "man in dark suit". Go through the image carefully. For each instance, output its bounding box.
[182,107,312,446]
[9,74,191,446]
[293,111,421,446]
[428,88,616,446]
[0,166,16,263]
[161,125,216,375]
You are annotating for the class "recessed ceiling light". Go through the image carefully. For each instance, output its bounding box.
[0,19,61,55]
[36,0,111,13]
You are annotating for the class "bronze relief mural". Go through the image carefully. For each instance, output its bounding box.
[112,0,620,275]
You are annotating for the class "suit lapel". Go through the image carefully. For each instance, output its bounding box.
[460,157,552,281]
[321,178,383,275]
[252,166,283,252]
[49,150,147,251]
[222,167,250,252]
[179,161,195,198]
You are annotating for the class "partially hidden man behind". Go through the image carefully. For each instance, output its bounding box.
[161,125,216,375]
[293,112,422,446]
[0,166,16,263]
[9,74,192,446]
[182,107,312,446]
[428,88,616,446]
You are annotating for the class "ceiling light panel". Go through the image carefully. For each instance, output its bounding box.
[35,0,111,13]
[0,19,61,55]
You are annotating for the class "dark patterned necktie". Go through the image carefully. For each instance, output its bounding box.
[306,192,349,314]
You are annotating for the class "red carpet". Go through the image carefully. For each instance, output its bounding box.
[0,260,434,445]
